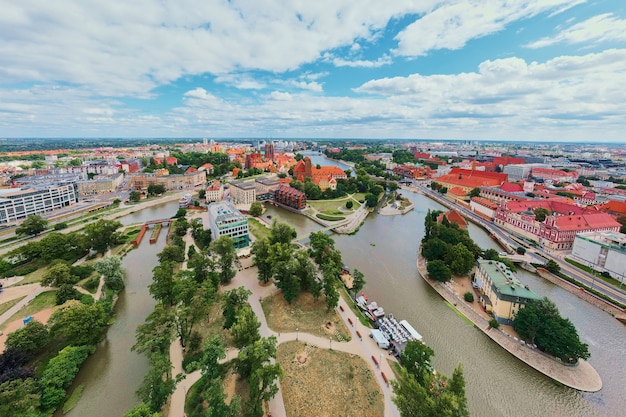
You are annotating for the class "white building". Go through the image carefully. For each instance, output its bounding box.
[0,184,78,225]
[571,231,626,283]
[205,180,224,203]
[206,201,250,249]
[229,180,256,205]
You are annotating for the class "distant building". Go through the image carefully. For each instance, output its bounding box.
[292,157,347,191]
[264,142,275,161]
[436,168,508,194]
[532,167,578,183]
[130,171,206,191]
[76,173,124,197]
[0,184,78,225]
[274,184,307,210]
[229,180,256,204]
[474,260,539,325]
[437,209,467,229]
[206,201,250,249]
[255,177,280,201]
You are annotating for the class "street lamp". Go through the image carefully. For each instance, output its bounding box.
[296,327,299,341]
[329,337,332,350]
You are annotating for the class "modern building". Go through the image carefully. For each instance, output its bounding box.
[274,184,307,209]
[206,201,250,249]
[0,184,78,225]
[474,260,539,325]
[76,173,124,197]
[130,171,206,191]
[571,231,626,282]
[229,180,257,204]
[255,177,280,201]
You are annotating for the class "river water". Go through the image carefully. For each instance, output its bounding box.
[62,203,176,417]
[268,191,625,417]
[67,190,625,417]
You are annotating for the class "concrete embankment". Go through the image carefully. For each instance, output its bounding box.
[416,250,602,392]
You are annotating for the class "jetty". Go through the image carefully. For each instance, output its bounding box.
[131,218,172,246]
[417,249,602,392]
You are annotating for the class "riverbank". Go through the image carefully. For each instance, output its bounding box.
[416,250,602,392]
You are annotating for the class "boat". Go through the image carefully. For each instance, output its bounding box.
[178,193,192,207]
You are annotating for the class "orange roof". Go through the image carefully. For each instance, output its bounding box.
[551,213,620,231]
[449,187,466,196]
[600,200,626,215]
[471,197,499,209]
[438,168,507,189]
[437,210,468,229]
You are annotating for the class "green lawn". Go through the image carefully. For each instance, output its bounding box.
[308,197,352,213]
[248,217,271,241]
[316,213,345,221]
[19,263,50,285]
[352,193,367,203]
[0,295,26,316]
[0,290,57,331]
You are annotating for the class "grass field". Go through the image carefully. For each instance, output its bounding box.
[277,341,384,417]
[0,295,26,316]
[0,290,57,331]
[247,217,271,241]
[308,197,352,213]
[261,292,351,342]
[316,213,345,221]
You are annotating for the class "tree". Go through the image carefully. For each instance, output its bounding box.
[446,243,475,275]
[15,214,48,236]
[400,340,434,385]
[516,246,526,255]
[308,232,336,266]
[173,278,215,348]
[124,403,162,417]
[544,259,561,274]
[174,208,187,218]
[83,219,123,254]
[5,320,49,357]
[50,301,108,346]
[133,303,174,357]
[365,192,378,207]
[249,201,263,217]
[392,369,435,417]
[422,238,449,261]
[294,250,316,292]
[172,217,189,236]
[469,187,481,198]
[94,255,125,293]
[149,261,176,306]
[345,200,353,209]
[350,268,366,297]
[322,262,340,311]
[157,244,185,264]
[211,235,237,284]
[222,287,252,329]
[463,292,474,303]
[0,378,41,417]
[56,284,83,305]
[534,207,550,223]
[290,179,304,191]
[147,184,166,196]
[230,304,261,349]
[40,345,93,410]
[136,354,176,413]
[39,232,73,262]
[252,238,273,284]
[129,190,141,202]
[42,262,73,287]
[269,221,297,245]
[427,260,451,282]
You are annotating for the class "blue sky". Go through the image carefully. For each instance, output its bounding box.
[1,0,625,141]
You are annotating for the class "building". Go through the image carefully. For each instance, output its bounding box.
[0,184,78,225]
[292,157,347,191]
[264,142,275,161]
[229,180,256,204]
[474,260,539,325]
[436,168,508,194]
[76,173,124,197]
[503,164,545,181]
[532,167,578,183]
[437,209,467,229]
[470,197,499,220]
[495,200,621,250]
[571,232,626,282]
[274,184,307,209]
[130,171,206,191]
[205,180,224,203]
[206,201,250,249]
[255,177,280,201]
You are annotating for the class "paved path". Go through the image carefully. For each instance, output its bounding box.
[168,251,401,417]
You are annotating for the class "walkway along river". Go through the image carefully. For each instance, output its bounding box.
[266,192,626,417]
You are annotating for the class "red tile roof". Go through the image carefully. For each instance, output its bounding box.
[550,213,620,231]
[500,182,523,192]
[600,200,626,215]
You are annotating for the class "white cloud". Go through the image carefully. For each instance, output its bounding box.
[333,55,392,68]
[526,13,626,49]
[290,80,323,92]
[393,0,585,57]
[214,74,267,90]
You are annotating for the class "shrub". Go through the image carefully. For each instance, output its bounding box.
[54,222,68,230]
[345,201,353,209]
[463,292,474,303]
[489,318,500,329]
[56,284,83,305]
[516,246,526,255]
[81,276,100,293]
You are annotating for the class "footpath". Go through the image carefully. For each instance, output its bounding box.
[416,251,602,392]
[168,228,400,417]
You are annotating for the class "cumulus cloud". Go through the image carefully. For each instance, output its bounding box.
[526,13,626,48]
[290,80,323,92]
[393,0,585,56]
[333,55,392,68]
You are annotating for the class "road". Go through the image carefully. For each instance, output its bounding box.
[417,184,626,307]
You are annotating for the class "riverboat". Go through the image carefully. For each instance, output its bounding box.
[178,193,192,207]
[355,294,385,319]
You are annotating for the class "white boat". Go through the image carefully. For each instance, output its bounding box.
[179,193,192,207]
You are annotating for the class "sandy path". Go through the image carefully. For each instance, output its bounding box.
[0,307,54,353]
[0,283,40,304]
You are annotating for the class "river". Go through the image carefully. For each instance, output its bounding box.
[265,191,625,417]
[66,191,625,417]
[300,150,352,171]
[62,202,176,417]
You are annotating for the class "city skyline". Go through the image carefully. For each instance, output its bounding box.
[1,0,625,141]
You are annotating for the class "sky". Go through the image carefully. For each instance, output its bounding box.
[1,0,625,142]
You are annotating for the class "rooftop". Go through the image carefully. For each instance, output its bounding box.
[478,259,539,300]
